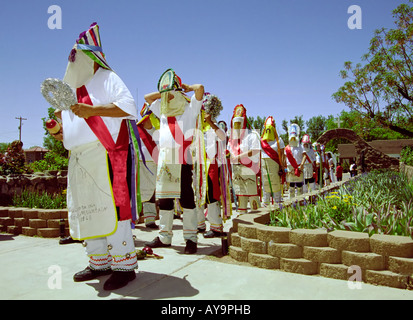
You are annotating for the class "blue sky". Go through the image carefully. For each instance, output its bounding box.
[0,0,408,148]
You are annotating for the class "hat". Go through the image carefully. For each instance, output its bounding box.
[231,104,247,129]
[157,68,183,93]
[301,134,311,144]
[70,22,111,70]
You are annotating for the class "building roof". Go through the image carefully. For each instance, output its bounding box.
[24,147,49,153]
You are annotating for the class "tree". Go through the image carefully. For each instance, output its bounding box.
[0,140,30,175]
[333,1,413,138]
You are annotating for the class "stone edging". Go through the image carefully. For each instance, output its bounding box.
[228,208,413,290]
[0,206,69,238]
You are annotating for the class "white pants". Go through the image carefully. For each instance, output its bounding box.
[84,220,138,271]
[159,208,198,244]
[238,196,260,213]
[197,202,223,232]
[143,202,156,225]
[263,191,282,204]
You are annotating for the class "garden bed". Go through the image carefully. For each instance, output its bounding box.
[228,170,413,290]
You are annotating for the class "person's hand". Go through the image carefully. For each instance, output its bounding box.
[204,113,213,125]
[181,83,191,93]
[70,103,94,119]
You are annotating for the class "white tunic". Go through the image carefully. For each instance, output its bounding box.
[62,68,138,150]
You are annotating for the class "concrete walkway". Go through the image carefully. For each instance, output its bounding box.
[1,212,413,301]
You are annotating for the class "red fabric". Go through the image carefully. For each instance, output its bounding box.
[284,145,301,177]
[208,161,221,202]
[167,116,192,165]
[260,138,281,166]
[76,86,131,221]
[137,123,159,164]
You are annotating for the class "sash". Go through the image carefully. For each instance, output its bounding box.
[261,138,281,166]
[167,116,193,165]
[230,138,259,173]
[76,86,131,221]
[137,124,159,164]
[284,145,301,177]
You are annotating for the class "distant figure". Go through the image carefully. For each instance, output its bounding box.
[336,162,343,182]
[350,161,357,177]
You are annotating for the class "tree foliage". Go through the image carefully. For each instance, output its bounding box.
[333,1,413,138]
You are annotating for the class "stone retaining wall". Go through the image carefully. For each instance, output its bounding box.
[228,210,413,290]
[0,171,67,206]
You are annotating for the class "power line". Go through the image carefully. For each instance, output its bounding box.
[15,116,27,142]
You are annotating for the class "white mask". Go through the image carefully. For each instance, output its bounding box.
[160,90,188,117]
[63,48,95,89]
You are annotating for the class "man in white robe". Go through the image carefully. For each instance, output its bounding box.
[52,23,139,290]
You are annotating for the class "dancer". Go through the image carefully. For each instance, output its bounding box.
[52,23,139,290]
[284,123,305,198]
[136,103,160,228]
[301,134,316,193]
[227,104,261,213]
[260,116,285,205]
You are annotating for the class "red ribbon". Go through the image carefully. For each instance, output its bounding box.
[260,138,282,167]
[167,116,192,164]
[76,86,131,221]
[137,124,159,164]
[284,145,301,177]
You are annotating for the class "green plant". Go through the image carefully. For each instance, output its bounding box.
[12,189,67,209]
[270,170,413,238]
[28,152,68,172]
[401,145,413,166]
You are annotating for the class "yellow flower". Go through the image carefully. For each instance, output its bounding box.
[332,206,337,210]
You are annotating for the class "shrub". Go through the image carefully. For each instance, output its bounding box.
[12,189,67,209]
[401,145,413,166]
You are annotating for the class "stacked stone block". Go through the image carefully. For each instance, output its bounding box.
[229,210,413,290]
[0,206,69,238]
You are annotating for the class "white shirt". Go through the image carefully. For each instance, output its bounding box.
[285,144,304,166]
[62,68,138,150]
[228,130,261,164]
[150,94,202,150]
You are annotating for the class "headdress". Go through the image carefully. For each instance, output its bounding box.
[137,102,159,129]
[202,92,223,120]
[63,22,111,89]
[301,134,311,145]
[288,123,300,147]
[261,116,277,142]
[157,68,189,117]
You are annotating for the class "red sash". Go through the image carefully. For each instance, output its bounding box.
[284,145,301,177]
[167,116,192,164]
[76,86,131,221]
[260,138,281,166]
[137,124,159,164]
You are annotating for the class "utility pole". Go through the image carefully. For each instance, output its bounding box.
[15,116,27,142]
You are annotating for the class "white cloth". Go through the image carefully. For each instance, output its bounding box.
[228,130,261,165]
[150,94,202,152]
[67,140,118,240]
[285,144,305,183]
[303,147,316,180]
[62,68,138,150]
[150,94,202,199]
